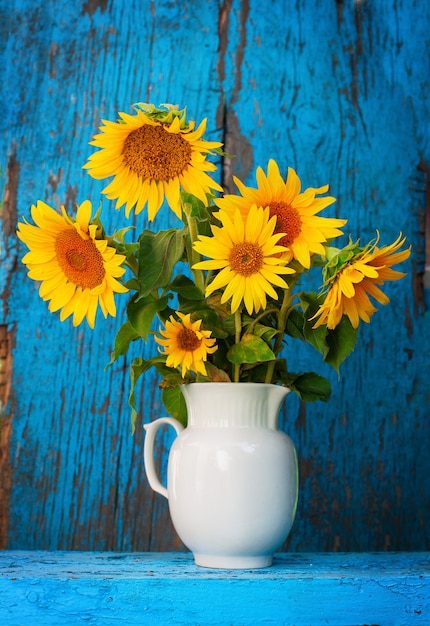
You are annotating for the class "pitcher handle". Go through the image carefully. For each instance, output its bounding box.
[143,417,184,499]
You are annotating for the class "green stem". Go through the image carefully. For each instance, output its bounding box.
[182,201,205,294]
[264,289,294,384]
[233,308,242,382]
[247,308,279,334]
[125,255,139,278]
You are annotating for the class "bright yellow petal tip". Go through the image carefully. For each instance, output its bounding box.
[17,200,128,329]
[193,205,296,315]
[155,312,217,377]
[84,104,223,221]
[312,233,411,330]
[214,159,346,269]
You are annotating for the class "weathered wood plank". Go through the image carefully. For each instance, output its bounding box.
[0,551,429,625]
[0,0,429,552]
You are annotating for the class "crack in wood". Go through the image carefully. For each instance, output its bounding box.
[216,0,253,190]
[415,159,430,312]
[0,325,11,412]
[2,152,19,254]
[0,325,12,549]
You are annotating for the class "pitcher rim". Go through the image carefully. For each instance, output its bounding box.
[181,382,290,390]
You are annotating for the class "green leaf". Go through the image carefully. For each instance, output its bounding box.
[159,373,186,388]
[111,226,135,245]
[181,192,214,238]
[90,203,106,237]
[156,305,178,325]
[289,371,332,403]
[206,293,234,322]
[129,357,154,433]
[170,274,205,300]
[127,293,170,340]
[124,277,140,291]
[285,309,306,341]
[299,292,328,354]
[251,323,279,343]
[227,334,276,365]
[324,316,358,373]
[138,228,185,296]
[106,321,140,368]
[181,191,211,220]
[128,356,170,432]
[162,386,188,427]
[176,300,229,339]
[196,362,231,382]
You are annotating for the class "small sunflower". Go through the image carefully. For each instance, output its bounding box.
[155,312,218,377]
[215,159,346,269]
[83,103,223,221]
[312,233,411,330]
[17,200,128,329]
[192,205,296,315]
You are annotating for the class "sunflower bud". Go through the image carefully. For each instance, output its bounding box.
[133,102,189,129]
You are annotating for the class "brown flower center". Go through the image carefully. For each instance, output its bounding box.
[269,202,302,247]
[55,229,105,289]
[229,242,264,276]
[122,124,192,181]
[177,327,202,351]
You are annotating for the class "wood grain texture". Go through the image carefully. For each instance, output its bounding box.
[0,551,429,625]
[0,0,429,552]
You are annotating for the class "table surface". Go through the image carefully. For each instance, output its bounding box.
[1,551,429,625]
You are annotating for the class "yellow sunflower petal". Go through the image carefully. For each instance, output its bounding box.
[213,161,345,269]
[84,104,223,221]
[154,311,217,376]
[313,232,410,330]
[17,200,128,328]
[193,205,293,314]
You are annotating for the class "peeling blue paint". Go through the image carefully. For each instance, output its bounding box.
[0,0,429,552]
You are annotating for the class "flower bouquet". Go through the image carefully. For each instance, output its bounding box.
[17,103,411,430]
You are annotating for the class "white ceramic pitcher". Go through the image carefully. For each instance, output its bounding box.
[144,382,298,569]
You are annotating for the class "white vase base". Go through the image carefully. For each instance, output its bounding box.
[193,553,273,569]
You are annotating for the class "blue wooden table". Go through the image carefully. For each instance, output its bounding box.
[0,551,429,625]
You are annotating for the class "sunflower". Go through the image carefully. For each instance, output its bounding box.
[83,103,223,221]
[192,205,296,315]
[17,200,128,329]
[155,312,217,377]
[312,233,411,330]
[215,159,346,269]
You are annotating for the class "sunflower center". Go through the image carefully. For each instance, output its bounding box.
[55,230,105,289]
[229,242,264,276]
[269,202,302,247]
[122,124,192,181]
[177,327,202,352]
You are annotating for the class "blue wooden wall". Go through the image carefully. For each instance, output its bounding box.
[0,0,429,553]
